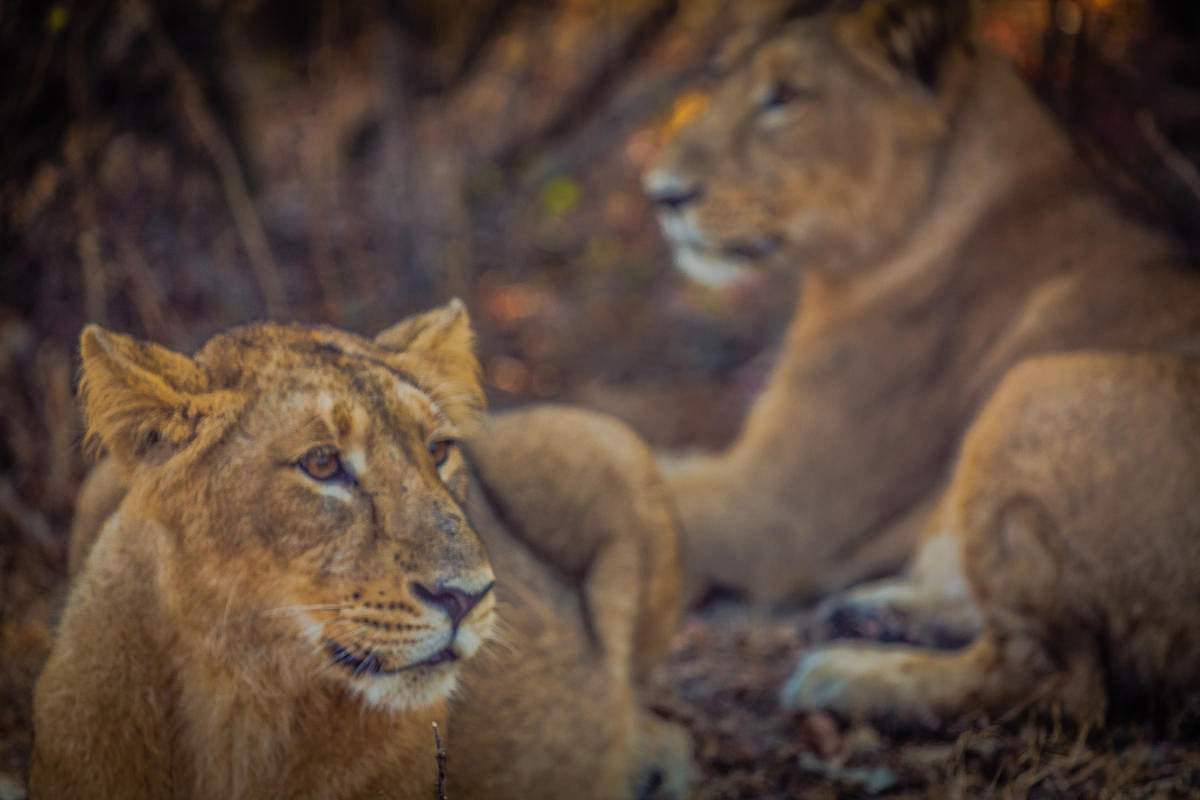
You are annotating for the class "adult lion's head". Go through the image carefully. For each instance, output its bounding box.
[644,0,973,286]
[79,300,496,711]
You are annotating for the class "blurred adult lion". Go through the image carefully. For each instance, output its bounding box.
[33,302,693,799]
[782,351,1200,729]
[643,0,1200,606]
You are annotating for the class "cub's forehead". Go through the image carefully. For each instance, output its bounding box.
[277,377,438,430]
[194,322,442,428]
[195,322,381,373]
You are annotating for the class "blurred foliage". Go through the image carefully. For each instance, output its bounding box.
[540,175,582,217]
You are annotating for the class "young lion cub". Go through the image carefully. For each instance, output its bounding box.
[33,301,693,799]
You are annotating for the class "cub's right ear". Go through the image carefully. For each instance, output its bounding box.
[374,299,486,434]
[79,326,230,473]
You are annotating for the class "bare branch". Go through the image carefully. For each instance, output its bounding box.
[432,721,447,800]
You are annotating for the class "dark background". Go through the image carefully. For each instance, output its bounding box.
[3,0,1200,794]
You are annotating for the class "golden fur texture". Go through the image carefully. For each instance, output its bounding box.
[783,352,1200,727]
[33,303,693,799]
[644,0,1200,605]
[454,406,692,798]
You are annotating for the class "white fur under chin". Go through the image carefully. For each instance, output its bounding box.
[294,602,494,713]
[351,667,460,712]
[340,615,493,712]
[672,247,753,288]
[294,612,462,712]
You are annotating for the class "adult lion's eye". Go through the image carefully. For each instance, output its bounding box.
[760,79,806,111]
[300,447,345,482]
[428,439,453,468]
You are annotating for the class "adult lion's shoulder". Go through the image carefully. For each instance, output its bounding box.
[643,0,1200,606]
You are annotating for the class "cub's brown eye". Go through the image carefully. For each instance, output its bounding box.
[428,439,453,468]
[300,447,346,482]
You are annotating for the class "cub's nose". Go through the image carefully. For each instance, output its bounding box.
[412,580,494,625]
[643,169,703,212]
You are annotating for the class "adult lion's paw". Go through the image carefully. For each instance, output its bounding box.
[818,582,980,650]
[821,593,913,644]
[780,644,944,730]
[781,646,864,715]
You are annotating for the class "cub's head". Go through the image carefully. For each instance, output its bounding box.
[79,300,495,711]
[644,0,973,286]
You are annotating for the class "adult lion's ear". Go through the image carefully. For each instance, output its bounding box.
[375,299,487,433]
[836,0,974,91]
[79,325,231,473]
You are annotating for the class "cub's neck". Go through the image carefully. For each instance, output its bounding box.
[103,511,440,800]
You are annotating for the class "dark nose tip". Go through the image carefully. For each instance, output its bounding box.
[649,184,704,212]
[412,581,494,624]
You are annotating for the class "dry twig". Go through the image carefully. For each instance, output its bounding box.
[432,721,447,800]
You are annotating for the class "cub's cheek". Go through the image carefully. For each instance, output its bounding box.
[454,602,496,659]
[456,627,484,659]
[444,470,471,503]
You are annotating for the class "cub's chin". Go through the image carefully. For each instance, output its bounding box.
[346,658,463,712]
[322,619,493,712]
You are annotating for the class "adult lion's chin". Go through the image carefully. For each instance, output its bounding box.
[672,247,757,289]
[670,246,784,304]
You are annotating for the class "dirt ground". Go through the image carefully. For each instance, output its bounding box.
[3,1,1200,797]
[649,607,1200,798]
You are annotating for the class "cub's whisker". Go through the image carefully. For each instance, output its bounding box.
[261,603,348,617]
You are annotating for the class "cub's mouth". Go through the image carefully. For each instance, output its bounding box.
[326,640,460,677]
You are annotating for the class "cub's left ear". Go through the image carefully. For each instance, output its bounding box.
[79,325,241,475]
[837,0,974,91]
[375,299,486,432]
